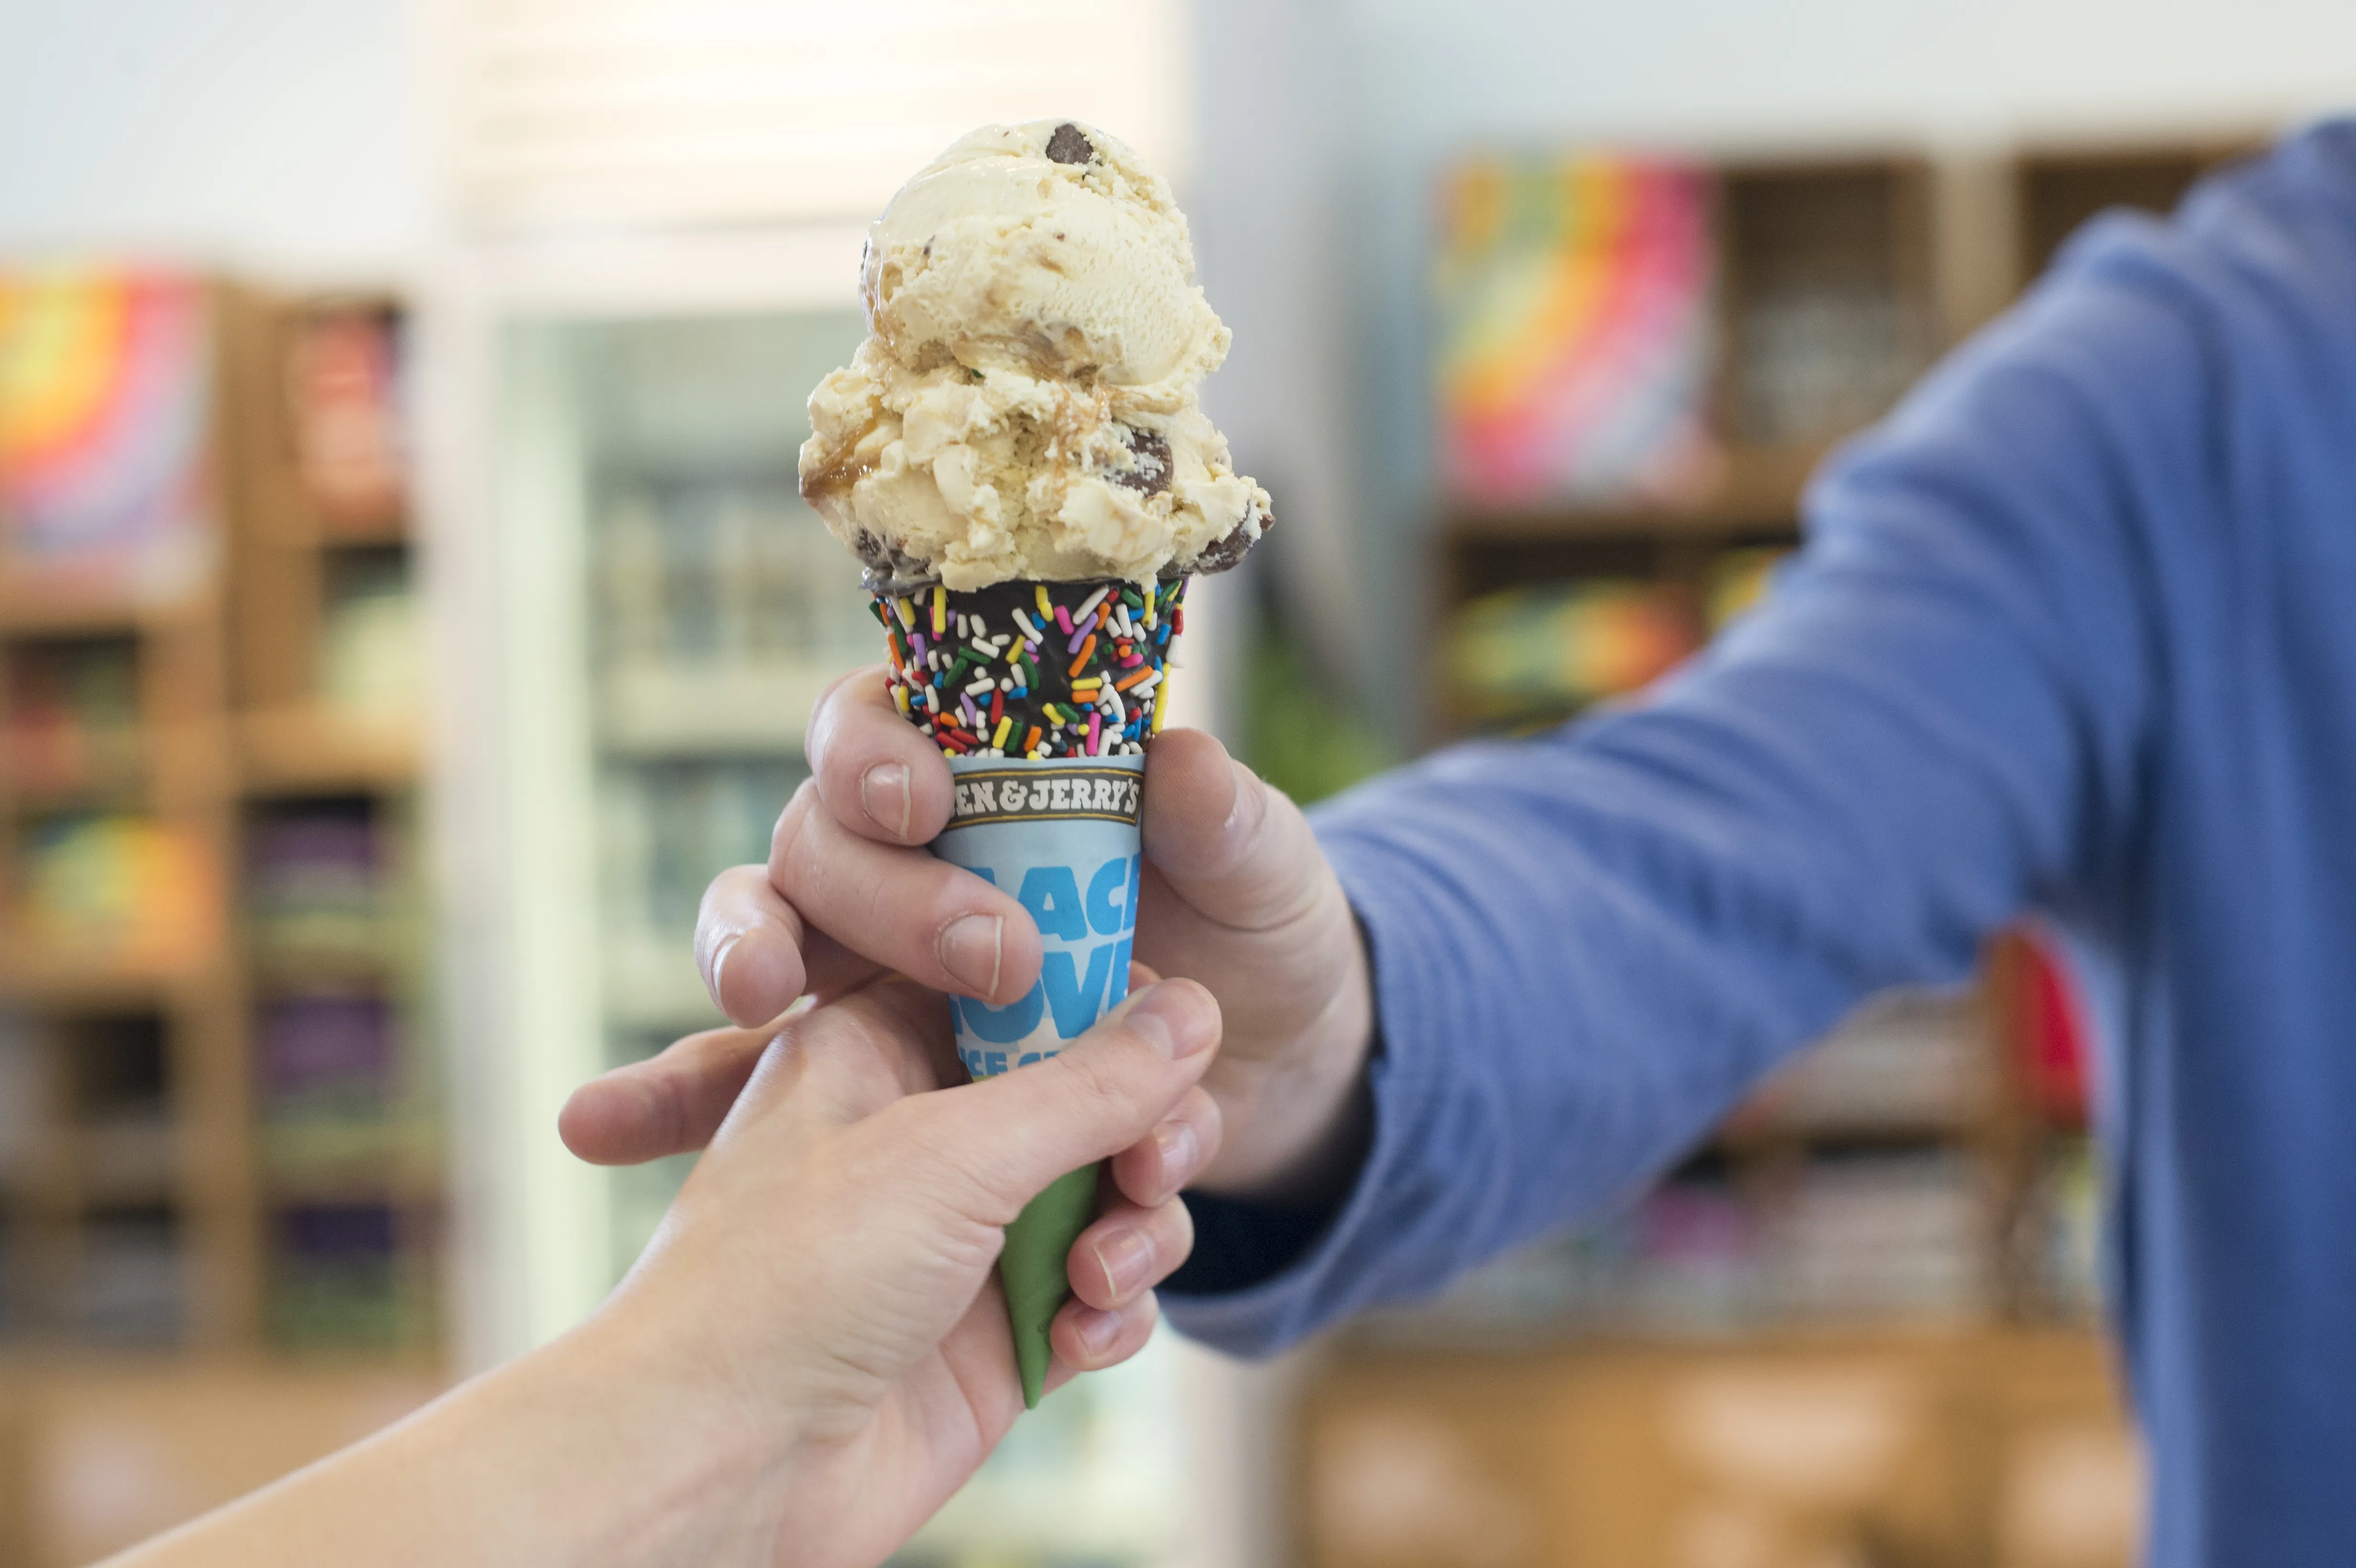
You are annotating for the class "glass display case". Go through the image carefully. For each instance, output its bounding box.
[523,308,875,1268]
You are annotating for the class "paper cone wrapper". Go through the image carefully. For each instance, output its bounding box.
[932,752,1145,1406]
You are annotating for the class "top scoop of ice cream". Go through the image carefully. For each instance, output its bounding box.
[800,119,1270,590]
[863,120,1222,391]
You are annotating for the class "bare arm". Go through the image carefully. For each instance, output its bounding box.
[109,978,1222,1568]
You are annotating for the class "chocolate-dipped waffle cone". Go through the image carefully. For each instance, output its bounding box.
[872,576,1184,1405]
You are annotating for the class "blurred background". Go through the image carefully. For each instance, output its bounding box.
[0,1,2348,1564]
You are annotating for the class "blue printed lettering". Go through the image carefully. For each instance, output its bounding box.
[1018,865,1090,940]
[1086,856,1129,935]
[1041,940,1117,1038]
[1123,853,1142,932]
[953,981,1044,1045]
[1108,936,1134,1004]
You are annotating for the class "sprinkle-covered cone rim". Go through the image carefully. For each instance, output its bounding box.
[874,577,1187,760]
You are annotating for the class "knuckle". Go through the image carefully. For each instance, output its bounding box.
[805,665,877,763]
[1187,1088,1227,1164]
[1053,1040,1145,1126]
[696,862,758,926]
[1154,1198,1196,1264]
[874,1099,1026,1223]
[771,780,830,879]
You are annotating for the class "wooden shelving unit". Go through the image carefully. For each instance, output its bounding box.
[0,284,257,1361]
[1302,1327,2130,1568]
[217,288,436,1368]
[0,277,438,1565]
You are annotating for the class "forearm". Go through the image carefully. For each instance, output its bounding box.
[105,1316,777,1568]
[1171,280,2186,1351]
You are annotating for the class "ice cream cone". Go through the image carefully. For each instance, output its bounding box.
[803,119,1267,1414]
[873,577,1181,1405]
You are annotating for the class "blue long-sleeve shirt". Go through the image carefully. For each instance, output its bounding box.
[1164,120,2356,1565]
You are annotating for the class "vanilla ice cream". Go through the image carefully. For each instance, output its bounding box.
[800,120,1271,590]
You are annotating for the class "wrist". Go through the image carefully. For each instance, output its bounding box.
[1197,922,1376,1208]
[524,1295,803,1557]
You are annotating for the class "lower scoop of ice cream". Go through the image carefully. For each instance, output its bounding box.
[807,341,1269,589]
[800,119,1271,590]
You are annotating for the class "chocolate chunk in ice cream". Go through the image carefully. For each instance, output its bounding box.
[1109,428,1172,495]
[852,529,934,590]
[1185,517,1262,576]
[1046,122,1095,165]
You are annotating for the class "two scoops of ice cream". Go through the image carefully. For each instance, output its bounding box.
[796,120,1266,1406]
[799,117,1270,596]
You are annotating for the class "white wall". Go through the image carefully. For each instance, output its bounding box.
[0,0,434,277]
[1189,0,2356,723]
[1338,0,2356,148]
[7,0,2346,333]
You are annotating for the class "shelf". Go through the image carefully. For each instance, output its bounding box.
[0,577,211,637]
[314,511,412,548]
[1445,442,1824,544]
[260,1129,444,1207]
[240,707,420,794]
[1,760,149,811]
[1715,1112,1985,1151]
[70,1122,182,1205]
[0,953,213,1011]
[245,943,409,994]
[599,659,834,757]
[5,725,237,812]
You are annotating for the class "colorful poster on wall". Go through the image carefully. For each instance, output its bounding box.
[0,269,215,597]
[1434,155,1718,509]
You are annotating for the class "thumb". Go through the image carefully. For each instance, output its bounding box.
[1139,729,1328,931]
[901,980,1220,1224]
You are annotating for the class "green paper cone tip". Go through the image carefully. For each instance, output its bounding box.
[1002,1163,1102,1408]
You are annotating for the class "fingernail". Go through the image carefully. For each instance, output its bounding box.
[1071,1304,1121,1358]
[937,914,1003,998]
[1222,758,1268,841]
[713,929,800,1024]
[1092,1226,1156,1302]
[1153,1118,1200,1196]
[860,762,912,840]
[1120,982,1214,1059]
[708,933,742,1002]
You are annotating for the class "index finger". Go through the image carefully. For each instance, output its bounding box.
[808,665,955,848]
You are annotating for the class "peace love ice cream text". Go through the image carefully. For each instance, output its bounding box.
[949,852,1143,1075]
